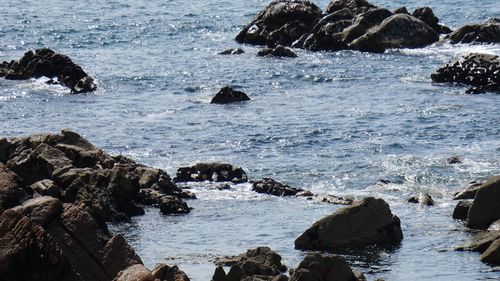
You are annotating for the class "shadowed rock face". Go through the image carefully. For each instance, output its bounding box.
[0,48,97,93]
[289,253,357,281]
[445,18,500,44]
[294,197,403,250]
[466,175,500,230]
[431,53,500,94]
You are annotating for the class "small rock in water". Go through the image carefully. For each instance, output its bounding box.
[407,193,434,206]
[218,48,245,55]
[252,178,304,196]
[466,175,500,229]
[212,183,232,191]
[447,156,462,164]
[210,86,251,104]
[257,45,297,58]
[175,162,248,183]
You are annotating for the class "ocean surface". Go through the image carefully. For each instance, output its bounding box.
[1,0,500,280]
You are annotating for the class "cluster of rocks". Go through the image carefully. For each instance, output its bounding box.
[452,176,500,266]
[174,162,248,183]
[0,48,97,93]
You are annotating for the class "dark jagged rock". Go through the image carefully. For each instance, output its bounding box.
[447,156,462,164]
[235,0,323,46]
[294,197,403,250]
[0,209,82,281]
[453,181,483,200]
[257,45,297,57]
[0,48,97,93]
[393,7,409,14]
[159,195,191,214]
[214,247,287,281]
[289,253,357,281]
[446,18,500,44]
[349,14,439,53]
[340,8,393,44]
[0,164,26,209]
[431,53,500,94]
[152,263,191,281]
[325,0,376,15]
[252,178,304,196]
[175,162,248,183]
[407,193,434,206]
[412,7,452,34]
[219,48,245,55]
[211,86,251,104]
[466,175,500,230]
[453,200,472,220]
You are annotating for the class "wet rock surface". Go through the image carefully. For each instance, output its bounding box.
[0,48,97,93]
[453,181,483,200]
[431,53,500,94]
[445,18,500,44]
[252,178,304,196]
[407,193,434,206]
[466,175,500,230]
[211,86,251,104]
[175,162,248,183]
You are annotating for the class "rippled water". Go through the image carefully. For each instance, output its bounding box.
[1,0,500,280]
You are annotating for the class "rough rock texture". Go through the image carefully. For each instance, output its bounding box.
[446,18,500,44]
[289,253,357,281]
[453,181,482,200]
[325,0,376,15]
[219,48,245,55]
[2,129,191,222]
[453,200,472,220]
[431,53,500,94]
[235,0,323,46]
[213,247,287,281]
[317,195,353,205]
[113,264,156,281]
[11,196,64,227]
[252,178,304,196]
[412,7,452,34]
[481,238,500,265]
[211,86,251,104]
[152,263,191,281]
[407,193,434,206]
[349,14,439,53]
[0,209,81,281]
[294,197,403,250]
[0,48,97,93]
[0,164,25,209]
[466,175,500,229]
[175,162,248,183]
[257,45,297,57]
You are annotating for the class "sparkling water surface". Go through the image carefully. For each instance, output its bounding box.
[1,0,500,280]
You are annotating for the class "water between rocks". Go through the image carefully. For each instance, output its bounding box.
[1,0,499,280]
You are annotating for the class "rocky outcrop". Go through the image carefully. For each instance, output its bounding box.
[1,129,191,221]
[213,247,287,281]
[235,0,323,46]
[0,48,96,93]
[257,45,297,57]
[412,7,452,34]
[431,53,500,94]
[252,178,304,196]
[407,193,434,206]
[453,181,482,200]
[466,175,500,230]
[289,253,357,281]
[175,162,248,183]
[445,18,500,44]
[211,87,251,104]
[294,197,403,250]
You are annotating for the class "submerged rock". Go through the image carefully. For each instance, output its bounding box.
[252,178,304,196]
[289,253,357,281]
[0,48,97,93]
[445,18,500,44]
[211,86,251,104]
[257,45,297,57]
[407,193,434,206]
[431,53,500,94]
[219,48,245,55]
[175,162,248,183]
[466,175,500,230]
[447,156,462,164]
[294,197,403,250]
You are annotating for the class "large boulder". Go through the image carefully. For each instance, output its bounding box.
[325,0,376,15]
[235,0,323,46]
[0,209,81,281]
[211,86,251,104]
[340,8,393,44]
[349,14,439,53]
[412,7,452,34]
[453,200,472,220]
[289,253,357,281]
[0,164,25,209]
[0,48,97,93]
[445,18,500,44]
[294,197,403,250]
[175,162,248,183]
[466,175,500,230]
[431,53,500,94]
[252,178,304,196]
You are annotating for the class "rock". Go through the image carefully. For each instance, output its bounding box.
[340,8,393,44]
[393,7,409,14]
[0,209,81,281]
[325,0,376,15]
[257,45,297,58]
[301,20,350,51]
[175,162,248,183]
[0,163,25,209]
[294,197,403,250]
[456,230,500,253]
[0,48,97,93]
[296,190,314,197]
[211,86,251,104]
[431,53,500,94]
[152,263,190,281]
[12,196,63,227]
[407,193,434,206]
[466,175,500,229]
[213,183,232,190]
[317,194,353,205]
[481,238,500,266]
[447,156,462,164]
[160,195,191,214]
[489,219,500,231]
[349,14,439,53]
[453,200,472,220]
[252,178,304,196]
[289,253,356,281]
[46,203,143,281]
[214,247,287,281]
[453,181,483,200]
[412,7,452,34]
[219,48,245,55]
[114,264,156,281]
[446,18,500,44]
[31,179,62,197]
[235,0,323,46]
[0,137,11,163]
